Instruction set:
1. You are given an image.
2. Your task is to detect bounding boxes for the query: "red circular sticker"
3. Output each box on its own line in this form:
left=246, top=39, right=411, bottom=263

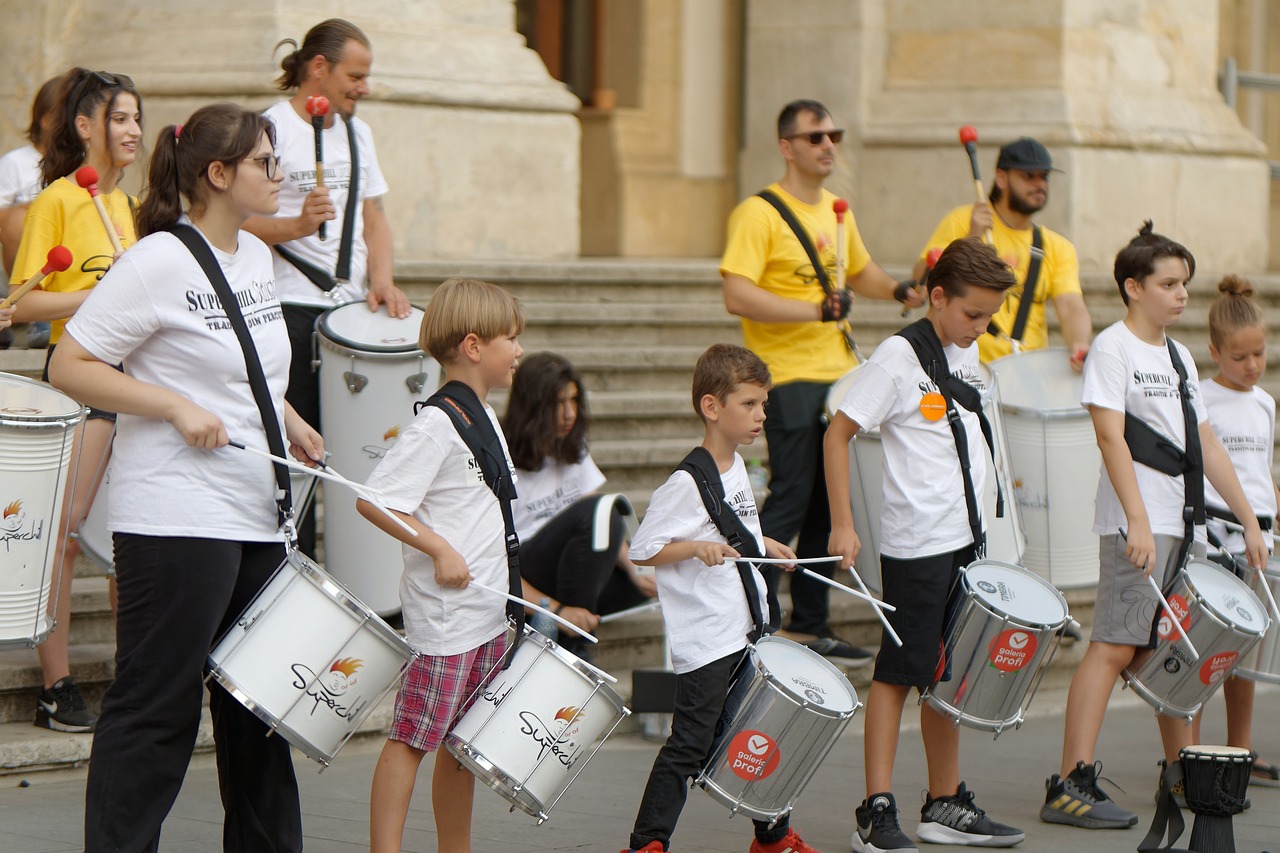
left=727, top=730, right=781, bottom=781
left=1157, top=594, right=1191, bottom=641
left=988, top=628, right=1038, bottom=672
left=1199, top=651, right=1239, bottom=686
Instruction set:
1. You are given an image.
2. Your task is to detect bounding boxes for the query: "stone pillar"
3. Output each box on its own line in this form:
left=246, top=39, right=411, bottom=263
left=0, top=0, right=581, bottom=261
left=741, top=0, right=1269, bottom=272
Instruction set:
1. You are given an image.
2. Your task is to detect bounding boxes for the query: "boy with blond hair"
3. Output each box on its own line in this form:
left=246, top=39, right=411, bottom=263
left=358, top=277, right=524, bottom=853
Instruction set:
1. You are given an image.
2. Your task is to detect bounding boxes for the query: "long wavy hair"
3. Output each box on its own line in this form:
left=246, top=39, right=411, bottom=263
left=40, top=68, right=143, bottom=187
left=503, top=352, right=590, bottom=471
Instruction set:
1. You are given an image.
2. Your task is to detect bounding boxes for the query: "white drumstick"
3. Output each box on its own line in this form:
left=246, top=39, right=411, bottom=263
left=736, top=555, right=843, bottom=565
left=599, top=600, right=662, bottom=624
left=848, top=564, right=903, bottom=648
left=796, top=567, right=897, bottom=612
left=466, top=579, right=599, bottom=646
left=1146, top=575, right=1199, bottom=660
left=1209, top=523, right=1280, bottom=623
left=228, top=442, right=416, bottom=537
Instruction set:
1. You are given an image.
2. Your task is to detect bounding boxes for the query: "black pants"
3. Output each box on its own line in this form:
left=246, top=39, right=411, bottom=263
left=760, top=381, right=833, bottom=635
left=282, top=304, right=328, bottom=558
left=84, top=535, right=302, bottom=852
left=520, top=496, right=646, bottom=613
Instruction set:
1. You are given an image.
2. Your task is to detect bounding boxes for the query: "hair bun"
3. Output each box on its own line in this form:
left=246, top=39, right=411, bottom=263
left=1217, top=274, right=1256, bottom=299
left=1138, top=219, right=1155, bottom=237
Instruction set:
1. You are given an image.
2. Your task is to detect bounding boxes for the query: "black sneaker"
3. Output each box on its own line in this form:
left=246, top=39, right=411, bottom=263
left=917, top=782, right=1024, bottom=847
left=1041, top=761, right=1137, bottom=829
left=1153, top=759, right=1187, bottom=810
left=805, top=630, right=874, bottom=667
left=853, top=792, right=915, bottom=853
left=34, top=676, right=96, bottom=733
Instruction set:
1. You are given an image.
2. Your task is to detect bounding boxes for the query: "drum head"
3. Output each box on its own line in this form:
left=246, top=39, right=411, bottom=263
left=0, top=373, right=84, bottom=421
left=964, top=560, right=1068, bottom=627
left=1184, top=559, right=1269, bottom=633
left=755, top=636, right=857, bottom=713
left=317, top=303, right=425, bottom=353
left=1181, top=745, right=1253, bottom=761
left=988, top=348, right=1082, bottom=415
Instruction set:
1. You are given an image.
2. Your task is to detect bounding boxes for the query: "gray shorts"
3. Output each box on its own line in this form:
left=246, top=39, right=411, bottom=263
left=1091, top=533, right=1186, bottom=647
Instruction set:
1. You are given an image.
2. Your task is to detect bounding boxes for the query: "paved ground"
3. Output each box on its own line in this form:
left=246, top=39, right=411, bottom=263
left=0, top=689, right=1275, bottom=852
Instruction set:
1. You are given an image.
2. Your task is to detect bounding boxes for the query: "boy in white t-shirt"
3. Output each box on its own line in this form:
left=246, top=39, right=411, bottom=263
left=620, top=344, right=823, bottom=853
left=1042, top=224, right=1267, bottom=830
left=825, top=237, right=1024, bottom=852
left=357, top=277, right=524, bottom=853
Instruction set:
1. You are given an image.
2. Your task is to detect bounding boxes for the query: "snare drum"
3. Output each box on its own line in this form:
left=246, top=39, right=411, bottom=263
left=828, top=364, right=1023, bottom=595
left=316, top=303, right=437, bottom=615
left=207, top=549, right=414, bottom=766
left=924, top=560, right=1068, bottom=735
left=445, top=626, right=630, bottom=823
left=0, top=373, right=85, bottom=647
left=75, top=468, right=113, bottom=573
left=1238, top=555, right=1280, bottom=683
left=697, top=635, right=860, bottom=821
left=989, top=348, right=1100, bottom=588
left=1123, top=559, right=1270, bottom=721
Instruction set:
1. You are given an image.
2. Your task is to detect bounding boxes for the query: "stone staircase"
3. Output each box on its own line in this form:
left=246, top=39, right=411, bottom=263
left=0, top=258, right=1276, bottom=774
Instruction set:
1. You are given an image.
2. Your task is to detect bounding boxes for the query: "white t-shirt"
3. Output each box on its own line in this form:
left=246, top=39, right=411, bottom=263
left=0, top=144, right=41, bottom=207
left=65, top=225, right=289, bottom=542
left=837, top=334, right=988, bottom=559
left=263, top=101, right=389, bottom=307
left=629, top=453, right=769, bottom=674
left=363, top=404, right=513, bottom=655
left=512, top=454, right=607, bottom=540
left=1202, top=380, right=1276, bottom=551
left=1082, top=321, right=1207, bottom=537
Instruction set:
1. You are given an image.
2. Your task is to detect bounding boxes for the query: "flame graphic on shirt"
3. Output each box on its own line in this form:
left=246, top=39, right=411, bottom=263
left=329, top=657, right=363, bottom=677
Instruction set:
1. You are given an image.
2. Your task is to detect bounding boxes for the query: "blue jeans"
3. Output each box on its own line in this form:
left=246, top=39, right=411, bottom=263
left=628, top=648, right=789, bottom=850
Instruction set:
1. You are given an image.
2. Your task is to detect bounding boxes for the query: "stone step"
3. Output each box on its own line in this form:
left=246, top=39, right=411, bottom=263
left=398, top=258, right=723, bottom=304
left=0, top=643, right=114, bottom=728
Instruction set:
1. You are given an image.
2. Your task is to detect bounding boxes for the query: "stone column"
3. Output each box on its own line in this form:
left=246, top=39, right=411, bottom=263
left=0, top=0, right=581, bottom=261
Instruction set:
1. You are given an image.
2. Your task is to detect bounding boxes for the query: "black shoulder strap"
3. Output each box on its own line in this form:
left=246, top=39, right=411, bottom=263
left=274, top=244, right=337, bottom=293
left=418, top=381, right=525, bottom=651
left=1006, top=225, right=1044, bottom=343
left=895, top=319, right=989, bottom=555
left=676, top=447, right=777, bottom=641
left=172, top=225, right=292, bottom=532
left=335, top=115, right=359, bottom=283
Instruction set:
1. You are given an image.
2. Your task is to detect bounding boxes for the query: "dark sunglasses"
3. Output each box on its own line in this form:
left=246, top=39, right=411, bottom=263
left=248, top=154, right=282, bottom=180
left=67, top=70, right=137, bottom=123
left=91, top=71, right=136, bottom=89
left=784, top=129, right=844, bottom=145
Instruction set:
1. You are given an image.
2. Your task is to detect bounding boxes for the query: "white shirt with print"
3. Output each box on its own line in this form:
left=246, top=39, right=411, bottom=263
left=1202, top=380, right=1276, bottom=551
left=512, top=453, right=607, bottom=540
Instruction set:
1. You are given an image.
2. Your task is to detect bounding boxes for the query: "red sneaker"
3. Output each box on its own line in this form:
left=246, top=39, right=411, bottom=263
left=749, top=829, right=823, bottom=853
left=620, top=843, right=666, bottom=853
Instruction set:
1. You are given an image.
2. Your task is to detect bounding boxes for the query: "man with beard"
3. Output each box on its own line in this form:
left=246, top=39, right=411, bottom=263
left=913, top=137, right=1091, bottom=366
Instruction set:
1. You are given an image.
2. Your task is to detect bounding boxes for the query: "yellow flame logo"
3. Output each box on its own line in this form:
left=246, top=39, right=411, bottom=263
left=329, top=657, right=363, bottom=677
left=3, top=500, right=21, bottom=519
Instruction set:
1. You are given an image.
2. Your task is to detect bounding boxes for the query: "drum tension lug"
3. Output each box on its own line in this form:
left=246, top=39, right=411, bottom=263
left=343, top=372, right=368, bottom=394
left=406, top=373, right=428, bottom=394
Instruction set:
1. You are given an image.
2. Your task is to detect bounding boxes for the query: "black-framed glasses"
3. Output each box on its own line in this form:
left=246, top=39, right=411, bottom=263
left=783, top=129, right=844, bottom=145
left=248, top=154, right=282, bottom=180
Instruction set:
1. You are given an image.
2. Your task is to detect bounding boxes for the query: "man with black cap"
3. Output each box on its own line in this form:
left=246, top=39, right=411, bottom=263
left=913, top=136, right=1092, bottom=367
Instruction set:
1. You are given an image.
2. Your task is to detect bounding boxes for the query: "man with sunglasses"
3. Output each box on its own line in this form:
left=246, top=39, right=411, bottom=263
left=245, top=18, right=410, bottom=556
left=720, top=99, right=924, bottom=667
left=912, top=137, right=1092, bottom=367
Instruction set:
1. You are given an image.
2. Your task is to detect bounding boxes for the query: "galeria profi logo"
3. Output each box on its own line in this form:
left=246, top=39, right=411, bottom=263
left=988, top=628, right=1038, bottom=672
left=1, top=498, right=45, bottom=553
left=727, top=729, right=781, bottom=781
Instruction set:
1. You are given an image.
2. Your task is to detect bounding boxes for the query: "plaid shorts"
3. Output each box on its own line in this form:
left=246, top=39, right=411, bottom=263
left=390, top=632, right=507, bottom=752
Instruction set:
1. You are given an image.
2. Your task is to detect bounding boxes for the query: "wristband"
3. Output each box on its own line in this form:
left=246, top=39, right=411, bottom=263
left=893, top=279, right=916, bottom=304
left=553, top=602, right=565, bottom=616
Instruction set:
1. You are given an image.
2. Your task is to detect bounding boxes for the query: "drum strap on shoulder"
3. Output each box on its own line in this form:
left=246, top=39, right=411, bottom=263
left=896, top=318, right=1001, bottom=558
left=172, top=225, right=293, bottom=532
left=676, top=447, right=778, bottom=643
left=987, top=225, right=1043, bottom=343
left=417, top=381, right=525, bottom=661
left=1122, top=339, right=1205, bottom=572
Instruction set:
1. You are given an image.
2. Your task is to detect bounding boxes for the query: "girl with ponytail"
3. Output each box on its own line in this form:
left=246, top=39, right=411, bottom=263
left=49, top=103, right=322, bottom=851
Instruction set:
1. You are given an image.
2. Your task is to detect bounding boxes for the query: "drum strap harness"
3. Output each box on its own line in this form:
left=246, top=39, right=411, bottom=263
left=1122, top=339, right=1205, bottom=573
left=897, top=319, right=1006, bottom=558
left=755, top=189, right=861, bottom=356
left=677, top=447, right=779, bottom=643
left=171, top=225, right=294, bottom=534
left=417, top=381, right=526, bottom=663
left=987, top=225, right=1044, bottom=344
left=273, top=115, right=361, bottom=294
left=1138, top=758, right=1190, bottom=853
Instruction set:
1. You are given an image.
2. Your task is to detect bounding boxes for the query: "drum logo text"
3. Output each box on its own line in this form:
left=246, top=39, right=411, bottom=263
left=0, top=499, right=44, bottom=552
left=727, top=729, right=781, bottom=781
left=288, top=656, right=368, bottom=721
left=988, top=629, right=1037, bottom=672
left=361, top=425, right=402, bottom=459
left=1157, top=594, right=1191, bottom=641
left=1199, top=651, right=1239, bottom=687
left=516, top=706, right=587, bottom=769
left=788, top=675, right=827, bottom=706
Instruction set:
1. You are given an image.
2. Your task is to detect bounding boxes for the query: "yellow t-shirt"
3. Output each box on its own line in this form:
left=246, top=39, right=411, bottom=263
left=720, top=183, right=872, bottom=386
left=917, top=205, right=1081, bottom=362
left=10, top=176, right=137, bottom=344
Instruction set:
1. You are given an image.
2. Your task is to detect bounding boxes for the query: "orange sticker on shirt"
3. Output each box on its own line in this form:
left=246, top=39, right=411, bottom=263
left=919, top=391, right=946, bottom=421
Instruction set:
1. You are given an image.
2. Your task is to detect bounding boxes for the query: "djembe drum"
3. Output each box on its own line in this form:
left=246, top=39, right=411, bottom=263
left=1179, top=745, right=1254, bottom=853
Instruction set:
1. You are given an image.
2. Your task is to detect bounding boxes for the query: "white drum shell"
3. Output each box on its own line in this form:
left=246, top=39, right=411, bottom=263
left=316, top=304, right=438, bottom=615
left=988, top=348, right=1100, bottom=588
left=0, top=373, right=85, bottom=646
left=698, top=636, right=859, bottom=820
left=1238, top=557, right=1280, bottom=683
left=207, top=550, right=413, bottom=765
left=1123, top=560, right=1270, bottom=719
left=445, top=628, right=628, bottom=821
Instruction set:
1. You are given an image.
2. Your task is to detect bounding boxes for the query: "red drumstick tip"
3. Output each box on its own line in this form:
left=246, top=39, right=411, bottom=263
left=958, top=125, right=979, bottom=146
left=926, top=247, right=943, bottom=269
left=832, top=198, right=850, bottom=215
left=305, top=95, right=330, bottom=117
left=45, top=246, right=73, bottom=273
left=75, top=165, right=100, bottom=189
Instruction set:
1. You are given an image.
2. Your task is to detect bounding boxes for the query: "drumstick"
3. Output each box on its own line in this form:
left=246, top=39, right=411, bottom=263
left=599, top=599, right=662, bottom=624
left=305, top=95, right=330, bottom=241
left=227, top=442, right=416, bottom=537
left=833, top=198, right=849, bottom=290
left=958, top=126, right=993, bottom=244
left=1118, top=527, right=1199, bottom=658
left=737, top=555, right=845, bottom=565
left=1207, top=522, right=1280, bottom=622
left=0, top=246, right=72, bottom=309
left=848, top=565, right=903, bottom=647
left=466, top=579, right=601, bottom=647
left=75, top=166, right=125, bottom=254
left=797, top=567, right=897, bottom=612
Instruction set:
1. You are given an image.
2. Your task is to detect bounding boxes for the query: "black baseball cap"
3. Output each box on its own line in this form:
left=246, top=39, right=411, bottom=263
left=996, top=137, right=1062, bottom=172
